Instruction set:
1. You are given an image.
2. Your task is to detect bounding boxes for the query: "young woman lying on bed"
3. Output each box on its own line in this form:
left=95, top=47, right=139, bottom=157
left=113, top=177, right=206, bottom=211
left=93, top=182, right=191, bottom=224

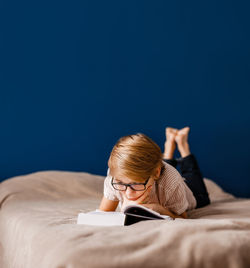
left=99, top=127, right=210, bottom=219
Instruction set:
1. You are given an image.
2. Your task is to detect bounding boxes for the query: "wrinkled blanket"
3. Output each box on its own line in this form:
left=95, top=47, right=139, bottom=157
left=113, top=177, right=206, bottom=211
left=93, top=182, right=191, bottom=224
left=0, top=171, right=250, bottom=268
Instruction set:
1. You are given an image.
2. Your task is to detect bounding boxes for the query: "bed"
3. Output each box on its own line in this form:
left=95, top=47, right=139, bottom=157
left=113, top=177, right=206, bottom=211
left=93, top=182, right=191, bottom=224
left=0, top=170, right=250, bottom=268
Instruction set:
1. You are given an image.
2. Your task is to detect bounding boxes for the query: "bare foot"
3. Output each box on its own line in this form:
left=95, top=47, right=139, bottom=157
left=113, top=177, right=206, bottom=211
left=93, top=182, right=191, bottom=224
left=163, top=127, right=178, bottom=159
left=175, top=127, right=191, bottom=158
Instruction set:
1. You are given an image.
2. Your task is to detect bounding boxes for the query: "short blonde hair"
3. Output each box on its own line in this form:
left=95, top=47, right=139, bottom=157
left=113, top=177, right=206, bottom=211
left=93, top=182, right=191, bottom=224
left=108, top=133, right=163, bottom=182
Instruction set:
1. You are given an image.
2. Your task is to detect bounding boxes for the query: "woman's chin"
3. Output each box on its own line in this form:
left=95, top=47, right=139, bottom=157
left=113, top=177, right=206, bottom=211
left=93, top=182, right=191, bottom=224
left=126, top=197, right=139, bottom=201
left=125, top=192, right=145, bottom=201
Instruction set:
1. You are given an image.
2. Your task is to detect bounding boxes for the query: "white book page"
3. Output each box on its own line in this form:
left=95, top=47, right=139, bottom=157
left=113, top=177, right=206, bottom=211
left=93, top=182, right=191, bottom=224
left=77, top=210, right=126, bottom=226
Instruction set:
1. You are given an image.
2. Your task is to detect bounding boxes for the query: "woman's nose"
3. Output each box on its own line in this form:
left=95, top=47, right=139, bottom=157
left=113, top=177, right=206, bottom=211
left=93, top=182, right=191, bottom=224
left=126, top=186, right=136, bottom=195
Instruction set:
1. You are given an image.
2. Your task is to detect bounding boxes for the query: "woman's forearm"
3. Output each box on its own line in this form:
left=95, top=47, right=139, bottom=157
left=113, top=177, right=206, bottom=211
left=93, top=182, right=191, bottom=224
left=159, top=206, right=180, bottom=218
left=161, top=208, right=188, bottom=219
left=142, top=203, right=187, bottom=219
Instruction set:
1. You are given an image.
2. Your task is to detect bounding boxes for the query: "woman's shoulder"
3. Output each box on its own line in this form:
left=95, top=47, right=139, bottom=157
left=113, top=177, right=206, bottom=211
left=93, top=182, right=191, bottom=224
left=158, top=161, right=183, bottom=189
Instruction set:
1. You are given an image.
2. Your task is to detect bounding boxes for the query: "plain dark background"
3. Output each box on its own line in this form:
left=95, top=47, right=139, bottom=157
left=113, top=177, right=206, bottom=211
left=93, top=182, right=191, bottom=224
left=1, top=0, right=250, bottom=197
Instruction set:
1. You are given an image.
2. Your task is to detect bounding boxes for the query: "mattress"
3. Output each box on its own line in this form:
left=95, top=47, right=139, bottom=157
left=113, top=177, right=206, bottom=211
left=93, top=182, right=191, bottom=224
left=0, top=170, right=249, bottom=268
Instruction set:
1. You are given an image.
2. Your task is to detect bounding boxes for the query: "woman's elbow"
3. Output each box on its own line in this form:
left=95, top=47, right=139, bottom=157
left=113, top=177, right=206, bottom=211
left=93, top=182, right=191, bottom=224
left=180, top=211, right=188, bottom=219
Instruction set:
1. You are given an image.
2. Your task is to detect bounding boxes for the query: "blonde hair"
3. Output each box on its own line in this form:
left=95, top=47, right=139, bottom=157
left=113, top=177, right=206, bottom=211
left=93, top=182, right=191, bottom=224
left=108, top=133, right=163, bottom=182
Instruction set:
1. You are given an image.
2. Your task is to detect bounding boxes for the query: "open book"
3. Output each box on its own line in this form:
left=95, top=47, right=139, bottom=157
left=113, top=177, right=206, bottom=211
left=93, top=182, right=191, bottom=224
left=77, top=204, right=174, bottom=226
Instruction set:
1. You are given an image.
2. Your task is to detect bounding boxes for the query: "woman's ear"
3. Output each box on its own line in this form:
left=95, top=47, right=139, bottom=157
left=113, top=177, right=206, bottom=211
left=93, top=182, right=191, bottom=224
left=155, top=165, right=161, bottom=178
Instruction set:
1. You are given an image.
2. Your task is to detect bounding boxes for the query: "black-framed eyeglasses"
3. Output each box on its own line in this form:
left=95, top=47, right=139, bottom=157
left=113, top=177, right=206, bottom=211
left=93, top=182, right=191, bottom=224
left=111, top=177, right=150, bottom=191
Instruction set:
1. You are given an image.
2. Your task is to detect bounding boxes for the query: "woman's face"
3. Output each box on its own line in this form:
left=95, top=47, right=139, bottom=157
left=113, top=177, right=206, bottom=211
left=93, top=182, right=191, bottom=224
left=113, top=165, right=161, bottom=201
left=115, top=176, right=155, bottom=201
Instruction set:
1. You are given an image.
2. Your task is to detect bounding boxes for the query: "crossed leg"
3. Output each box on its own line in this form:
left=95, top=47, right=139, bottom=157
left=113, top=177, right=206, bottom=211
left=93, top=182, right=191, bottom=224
left=163, top=126, right=210, bottom=208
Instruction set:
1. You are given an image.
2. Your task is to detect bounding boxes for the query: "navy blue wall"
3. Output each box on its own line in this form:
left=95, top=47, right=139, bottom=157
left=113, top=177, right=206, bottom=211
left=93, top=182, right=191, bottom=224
left=1, top=1, right=250, bottom=197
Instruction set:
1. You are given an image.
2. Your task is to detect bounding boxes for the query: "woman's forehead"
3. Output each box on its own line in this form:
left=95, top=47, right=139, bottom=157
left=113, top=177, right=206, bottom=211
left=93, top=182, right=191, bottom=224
left=114, top=176, right=134, bottom=183
left=113, top=175, right=147, bottom=183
